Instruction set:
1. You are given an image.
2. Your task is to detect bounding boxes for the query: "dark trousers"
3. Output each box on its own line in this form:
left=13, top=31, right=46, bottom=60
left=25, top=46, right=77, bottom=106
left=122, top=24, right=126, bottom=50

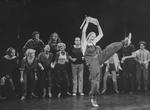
left=40, top=67, right=53, bottom=88
left=22, top=71, right=36, bottom=96
left=55, top=63, right=69, bottom=93
left=122, top=60, right=136, bottom=92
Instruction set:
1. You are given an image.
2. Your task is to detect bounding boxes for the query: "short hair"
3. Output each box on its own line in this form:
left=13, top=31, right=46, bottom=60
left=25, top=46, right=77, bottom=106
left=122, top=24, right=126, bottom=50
left=25, top=49, right=36, bottom=56
left=139, top=41, right=146, bottom=46
left=6, top=47, right=15, bottom=56
left=32, top=31, right=40, bottom=39
left=57, top=43, right=66, bottom=51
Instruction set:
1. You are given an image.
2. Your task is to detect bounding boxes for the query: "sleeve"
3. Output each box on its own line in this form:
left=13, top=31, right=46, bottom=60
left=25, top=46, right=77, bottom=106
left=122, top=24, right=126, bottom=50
left=66, top=52, right=69, bottom=60
left=37, top=53, right=41, bottom=63
left=98, top=42, right=123, bottom=65
left=22, top=40, right=30, bottom=54
left=20, top=57, right=26, bottom=71
left=40, top=40, right=45, bottom=52
left=34, top=58, right=38, bottom=73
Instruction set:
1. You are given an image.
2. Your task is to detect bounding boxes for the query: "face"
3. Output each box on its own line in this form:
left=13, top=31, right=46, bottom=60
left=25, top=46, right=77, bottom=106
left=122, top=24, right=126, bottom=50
left=28, top=53, right=35, bottom=58
left=75, top=37, right=81, bottom=45
left=87, top=33, right=96, bottom=43
left=140, top=44, right=145, bottom=50
left=10, top=49, right=15, bottom=57
left=52, top=33, right=58, bottom=41
left=34, top=34, right=40, bottom=41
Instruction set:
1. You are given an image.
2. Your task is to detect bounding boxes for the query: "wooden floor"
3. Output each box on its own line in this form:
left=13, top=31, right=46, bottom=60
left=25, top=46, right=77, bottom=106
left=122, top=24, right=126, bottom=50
left=1, top=93, right=150, bottom=110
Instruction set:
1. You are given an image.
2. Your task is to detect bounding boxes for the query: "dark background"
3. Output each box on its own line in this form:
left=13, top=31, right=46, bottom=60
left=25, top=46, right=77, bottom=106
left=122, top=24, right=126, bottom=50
left=1, top=0, right=150, bottom=97
left=0, top=0, right=150, bottom=58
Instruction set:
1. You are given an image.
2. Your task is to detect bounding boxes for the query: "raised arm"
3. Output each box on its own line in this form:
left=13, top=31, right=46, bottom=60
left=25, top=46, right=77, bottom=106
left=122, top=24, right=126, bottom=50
left=81, top=18, right=89, bottom=55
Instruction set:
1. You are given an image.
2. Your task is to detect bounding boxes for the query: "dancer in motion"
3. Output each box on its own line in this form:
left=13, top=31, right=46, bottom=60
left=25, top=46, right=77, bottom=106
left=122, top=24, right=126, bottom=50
left=81, top=16, right=127, bottom=107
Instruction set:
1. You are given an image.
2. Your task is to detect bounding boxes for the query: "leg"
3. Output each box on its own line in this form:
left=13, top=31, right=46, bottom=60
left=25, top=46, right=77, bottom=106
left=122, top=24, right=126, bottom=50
left=8, top=78, right=17, bottom=97
left=21, top=73, right=27, bottom=100
left=40, top=69, right=46, bottom=98
left=47, top=68, right=53, bottom=98
left=78, top=64, right=84, bottom=95
left=55, top=64, right=61, bottom=97
left=71, top=64, right=78, bottom=96
left=29, top=71, right=37, bottom=98
left=111, top=71, right=119, bottom=93
left=101, top=69, right=109, bottom=94
left=142, top=66, right=148, bottom=91
left=136, top=65, right=142, bottom=90
left=0, top=77, right=6, bottom=100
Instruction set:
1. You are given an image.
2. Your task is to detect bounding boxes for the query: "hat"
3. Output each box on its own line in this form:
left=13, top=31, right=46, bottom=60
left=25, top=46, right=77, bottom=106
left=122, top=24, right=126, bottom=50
left=26, top=49, right=36, bottom=56
left=139, top=41, right=146, bottom=46
left=44, top=45, right=50, bottom=51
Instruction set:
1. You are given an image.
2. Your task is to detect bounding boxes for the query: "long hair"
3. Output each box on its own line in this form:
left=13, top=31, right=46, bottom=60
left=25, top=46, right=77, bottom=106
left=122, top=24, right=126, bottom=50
left=48, top=32, right=61, bottom=44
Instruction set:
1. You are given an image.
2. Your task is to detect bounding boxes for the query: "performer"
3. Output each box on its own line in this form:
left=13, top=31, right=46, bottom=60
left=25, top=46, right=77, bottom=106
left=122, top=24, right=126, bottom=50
left=121, top=33, right=136, bottom=93
left=133, top=41, right=150, bottom=91
left=0, top=47, right=18, bottom=99
left=20, top=49, right=38, bottom=100
left=38, top=45, right=53, bottom=98
left=101, top=53, right=121, bottom=94
left=81, top=16, right=127, bottom=107
left=69, top=37, right=84, bottom=96
left=22, top=31, right=45, bottom=57
left=48, top=32, right=61, bottom=56
left=52, top=43, right=71, bottom=97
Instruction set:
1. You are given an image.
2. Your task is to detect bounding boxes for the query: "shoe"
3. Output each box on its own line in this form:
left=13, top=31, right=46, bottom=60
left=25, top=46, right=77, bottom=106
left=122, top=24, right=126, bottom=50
left=101, top=89, right=106, bottom=94
left=20, top=96, right=26, bottom=101
left=79, top=92, right=84, bottom=96
left=42, top=94, right=46, bottom=98
left=57, top=93, right=61, bottom=98
left=115, top=90, right=119, bottom=94
left=30, top=93, right=38, bottom=98
left=66, top=92, right=71, bottom=96
left=91, top=98, right=99, bottom=107
left=72, top=93, right=76, bottom=96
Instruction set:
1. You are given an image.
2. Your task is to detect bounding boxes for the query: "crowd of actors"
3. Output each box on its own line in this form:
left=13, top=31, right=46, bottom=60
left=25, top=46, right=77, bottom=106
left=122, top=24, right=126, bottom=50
left=0, top=16, right=150, bottom=108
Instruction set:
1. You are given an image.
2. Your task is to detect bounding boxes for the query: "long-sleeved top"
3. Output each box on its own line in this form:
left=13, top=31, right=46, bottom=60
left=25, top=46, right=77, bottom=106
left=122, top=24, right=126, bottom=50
left=0, top=56, right=17, bottom=79
left=38, top=52, right=53, bottom=67
left=20, top=56, right=37, bottom=73
left=22, top=39, right=45, bottom=57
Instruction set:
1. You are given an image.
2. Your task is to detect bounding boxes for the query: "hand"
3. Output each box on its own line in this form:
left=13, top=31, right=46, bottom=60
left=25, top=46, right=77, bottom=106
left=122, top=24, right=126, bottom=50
left=51, top=63, right=55, bottom=68
left=139, top=61, right=143, bottom=64
left=121, top=57, right=126, bottom=62
left=72, top=58, right=77, bottom=62
left=82, top=57, right=84, bottom=60
left=41, top=66, right=44, bottom=70
left=20, top=78, right=24, bottom=83
left=6, top=75, right=10, bottom=79
left=35, top=76, right=38, bottom=80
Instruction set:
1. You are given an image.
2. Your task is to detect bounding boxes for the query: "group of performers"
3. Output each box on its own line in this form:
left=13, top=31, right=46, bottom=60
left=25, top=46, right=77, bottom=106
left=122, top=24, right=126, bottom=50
left=0, top=16, right=150, bottom=108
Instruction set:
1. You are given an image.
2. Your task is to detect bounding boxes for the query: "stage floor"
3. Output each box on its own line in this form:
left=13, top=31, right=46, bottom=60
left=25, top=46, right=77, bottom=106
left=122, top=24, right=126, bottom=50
left=1, top=93, right=150, bottom=110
